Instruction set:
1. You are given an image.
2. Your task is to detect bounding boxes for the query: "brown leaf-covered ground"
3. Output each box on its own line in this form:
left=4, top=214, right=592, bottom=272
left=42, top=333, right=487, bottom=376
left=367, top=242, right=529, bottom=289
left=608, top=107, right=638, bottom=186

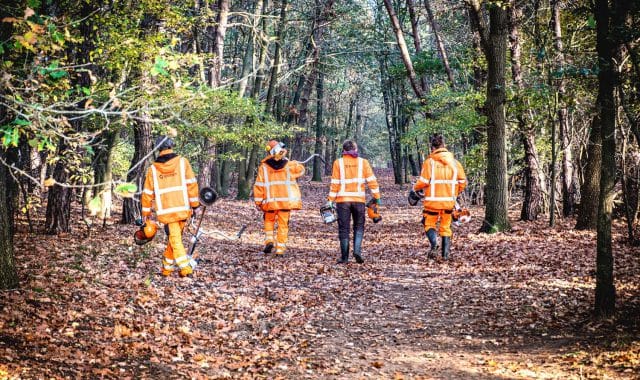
left=1, top=172, right=639, bottom=379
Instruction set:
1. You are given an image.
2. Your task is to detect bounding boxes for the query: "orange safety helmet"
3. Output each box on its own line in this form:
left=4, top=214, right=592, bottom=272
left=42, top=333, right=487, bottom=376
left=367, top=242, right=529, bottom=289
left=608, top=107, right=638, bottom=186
left=134, top=220, right=158, bottom=245
left=265, top=140, right=286, bottom=158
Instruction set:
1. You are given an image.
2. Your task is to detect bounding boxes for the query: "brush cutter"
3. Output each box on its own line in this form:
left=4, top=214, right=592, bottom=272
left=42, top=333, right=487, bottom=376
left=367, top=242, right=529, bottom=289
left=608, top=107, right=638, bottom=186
left=185, top=187, right=247, bottom=268
left=300, top=153, right=326, bottom=165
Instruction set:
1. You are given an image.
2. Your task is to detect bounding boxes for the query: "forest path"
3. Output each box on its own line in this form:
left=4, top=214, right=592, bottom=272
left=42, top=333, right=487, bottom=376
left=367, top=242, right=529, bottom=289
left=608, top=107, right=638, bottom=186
left=2, top=173, right=638, bottom=379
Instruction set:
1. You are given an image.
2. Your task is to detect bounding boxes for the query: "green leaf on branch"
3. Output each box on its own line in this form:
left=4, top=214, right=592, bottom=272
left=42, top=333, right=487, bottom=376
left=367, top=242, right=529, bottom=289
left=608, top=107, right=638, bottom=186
left=14, top=118, right=31, bottom=126
left=150, top=57, right=169, bottom=77
left=114, top=183, right=137, bottom=198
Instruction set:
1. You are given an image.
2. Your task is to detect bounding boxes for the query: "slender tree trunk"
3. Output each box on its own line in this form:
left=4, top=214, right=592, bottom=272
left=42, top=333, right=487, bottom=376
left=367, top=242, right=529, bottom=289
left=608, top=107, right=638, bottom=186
left=407, top=0, right=429, bottom=92
left=470, top=1, right=511, bottom=233
left=424, top=0, right=455, bottom=87
left=121, top=120, right=152, bottom=224
left=45, top=141, right=73, bottom=234
left=552, top=0, right=576, bottom=217
left=467, top=5, right=487, bottom=91
left=197, top=140, right=214, bottom=187
left=0, top=159, right=18, bottom=289
left=92, top=131, right=117, bottom=222
left=251, top=0, right=269, bottom=99
left=509, top=4, right=544, bottom=220
left=210, top=0, right=230, bottom=87
left=594, top=0, right=616, bottom=317
left=237, top=145, right=260, bottom=200
left=266, top=0, right=287, bottom=113
left=295, top=67, right=318, bottom=159
left=382, top=0, right=425, bottom=100
left=379, top=57, right=403, bottom=184
left=576, top=115, right=601, bottom=229
left=237, top=0, right=262, bottom=97
left=313, top=71, right=325, bottom=181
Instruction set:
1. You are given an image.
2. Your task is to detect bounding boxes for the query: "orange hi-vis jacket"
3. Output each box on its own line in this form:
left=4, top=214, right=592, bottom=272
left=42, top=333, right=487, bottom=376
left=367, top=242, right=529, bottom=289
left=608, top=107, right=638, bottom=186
left=253, top=156, right=305, bottom=211
left=141, top=149, right=200, bottom=224
left=413, top=148, right=467, bottom=211
left=329, top=155, right=380, bottom=203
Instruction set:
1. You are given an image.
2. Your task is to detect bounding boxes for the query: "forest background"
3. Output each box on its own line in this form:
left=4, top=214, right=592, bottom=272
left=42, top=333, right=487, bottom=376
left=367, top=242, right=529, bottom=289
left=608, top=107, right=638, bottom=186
left=0, top=0, right=639, bottom=377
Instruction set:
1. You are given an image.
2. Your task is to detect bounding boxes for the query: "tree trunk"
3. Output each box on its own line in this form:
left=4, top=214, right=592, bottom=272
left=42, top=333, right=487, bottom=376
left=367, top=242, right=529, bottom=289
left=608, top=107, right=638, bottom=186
left=313, top=71, right=325, bottom=182
left=424, top=0, right=454, bottom=87
left=121, top=120, right=152, bottom=224
left=594, top=0, right=616, bottom=317
left=470, top=1, right=511, bottom=233
left=379, top=57, right=403, bottom=184
left=197, top=140, right=214, bottom=187
left=210, top=0, right=230, bottom=87
left=45, top=141, right=73, bottom=234
left=575, top=115, right=601, bottom=230
left=467, top=5, right=487, bottom=91
left=237, top=0, right=263, bottom=97
left=251, top=0, right=269, bottom=99
left=509, top=4, right=544, bottom=221
left=237, top=145, right=260, bottom=200
left=266, top=0, right=287, bottom=113
left=407, top=0, right=429, bottom=92
left=552, top=0, right=576, bottom=217
left=382, top=0, right=425, bottom=100
left=0, top=159, right=18, bottom=289
left=92, top=131, right=117, bottom=222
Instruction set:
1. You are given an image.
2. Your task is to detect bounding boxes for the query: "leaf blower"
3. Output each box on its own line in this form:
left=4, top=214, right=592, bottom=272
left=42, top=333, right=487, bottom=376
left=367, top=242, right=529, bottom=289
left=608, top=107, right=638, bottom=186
left=366, top=199, right=382, bottom=223
left=408, top=189, right=423, bottom=206
left=320, top=201, right=337, bottom=224
left=452, top=201, right=471, bottom=226
left=133, top=219, right=158, bottom=245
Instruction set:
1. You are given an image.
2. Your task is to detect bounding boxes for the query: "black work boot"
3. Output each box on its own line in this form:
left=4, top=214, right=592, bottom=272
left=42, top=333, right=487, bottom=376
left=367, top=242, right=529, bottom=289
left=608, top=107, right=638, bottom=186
left=263, top=242, right=274, bottom=254
left=426, top=229, right=439, bottom=259
left=441, top=236, right=451, bottom=260
left=337, top=239, right=349, bottom=264
left=353, top=231, right=364, bottom=264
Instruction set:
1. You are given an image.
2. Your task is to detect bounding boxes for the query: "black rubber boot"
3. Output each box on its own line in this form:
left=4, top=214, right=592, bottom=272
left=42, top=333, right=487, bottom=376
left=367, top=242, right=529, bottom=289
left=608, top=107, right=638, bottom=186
left=441, top=236, right=451, bottom=260
left=263, top=242, right=274, bottom=254
left=426, top=228, right=439, bottom=258
left=337, top=239, right=349, bottom=264
left=353, top=231, right=364, bottom=264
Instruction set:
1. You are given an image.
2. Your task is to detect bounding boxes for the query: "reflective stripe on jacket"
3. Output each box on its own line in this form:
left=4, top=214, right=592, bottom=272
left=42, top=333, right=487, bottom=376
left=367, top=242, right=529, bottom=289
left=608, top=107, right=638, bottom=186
left=413, top=148, right=466, bottom=211
left=329, top=156, right=380, bottom=204
left=141, top=150, right=199, bottom=224
left=253, top=158, right=304, bottom=211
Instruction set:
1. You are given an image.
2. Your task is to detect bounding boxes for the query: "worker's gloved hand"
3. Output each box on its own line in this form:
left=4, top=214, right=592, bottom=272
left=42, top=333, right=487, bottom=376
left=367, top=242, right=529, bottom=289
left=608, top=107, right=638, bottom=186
left=375, top=198, right=382, bottom=205
left=325, top=200, right=335, bottom=209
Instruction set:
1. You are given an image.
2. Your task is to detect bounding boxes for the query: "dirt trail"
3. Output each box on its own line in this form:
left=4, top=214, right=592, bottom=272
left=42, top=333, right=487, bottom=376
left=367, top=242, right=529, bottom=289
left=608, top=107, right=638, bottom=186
left=2, top=174, right=638, bottom=379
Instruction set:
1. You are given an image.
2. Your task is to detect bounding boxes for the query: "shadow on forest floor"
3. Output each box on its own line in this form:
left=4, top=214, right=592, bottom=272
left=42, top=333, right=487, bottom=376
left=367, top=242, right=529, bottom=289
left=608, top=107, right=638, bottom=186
left=1, top=174, right=638, bottom=379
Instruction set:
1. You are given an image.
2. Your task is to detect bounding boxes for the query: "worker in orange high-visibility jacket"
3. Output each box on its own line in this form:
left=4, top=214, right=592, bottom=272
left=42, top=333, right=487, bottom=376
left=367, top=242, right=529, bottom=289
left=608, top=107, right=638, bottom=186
left=412, top=134, right=466, bottom=260
left=327, top=140, right=380, bottom=264
left=253, top=140, right=305, bottom=255
left=141, top=136, right=200, bottom=277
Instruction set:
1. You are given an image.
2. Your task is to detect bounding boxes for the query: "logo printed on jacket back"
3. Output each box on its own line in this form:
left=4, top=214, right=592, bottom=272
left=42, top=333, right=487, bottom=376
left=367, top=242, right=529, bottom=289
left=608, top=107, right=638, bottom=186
left=158, top=172, right=178, bottom=180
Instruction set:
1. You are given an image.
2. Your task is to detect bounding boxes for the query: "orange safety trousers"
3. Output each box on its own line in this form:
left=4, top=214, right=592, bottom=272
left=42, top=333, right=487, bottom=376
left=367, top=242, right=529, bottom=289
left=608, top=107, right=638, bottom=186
left=263, top=210, right=290, bottom=254
left=162, top=221, right=192, bottom=276
left=423, top=209, right=453, bottom=237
